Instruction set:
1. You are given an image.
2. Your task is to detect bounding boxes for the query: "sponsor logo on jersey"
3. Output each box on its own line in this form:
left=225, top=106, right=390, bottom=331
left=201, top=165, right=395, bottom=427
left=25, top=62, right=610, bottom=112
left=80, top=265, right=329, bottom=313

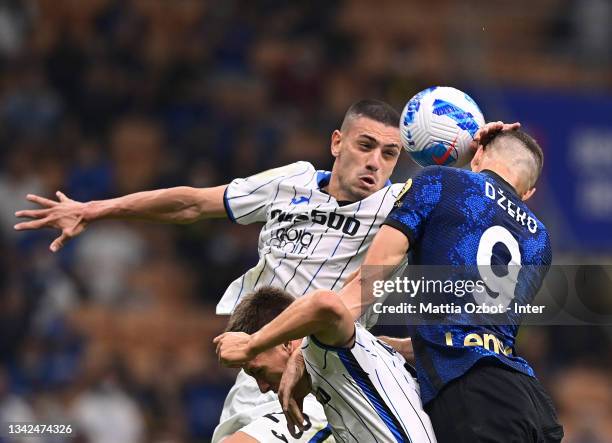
left=445, top=331, right=513, bottom=356
left=270, top=227, right=314, bottom=254
left=394, top=178, right=413, bottom=207
left=270, top=209, right=361, bottom=236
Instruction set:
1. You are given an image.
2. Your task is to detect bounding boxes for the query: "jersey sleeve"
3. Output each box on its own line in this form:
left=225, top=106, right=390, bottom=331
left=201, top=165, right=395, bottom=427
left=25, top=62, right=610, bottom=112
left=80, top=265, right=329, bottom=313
left=383, top=166, right=443, bottom=245
left=223, top=161, right=313, bottom=225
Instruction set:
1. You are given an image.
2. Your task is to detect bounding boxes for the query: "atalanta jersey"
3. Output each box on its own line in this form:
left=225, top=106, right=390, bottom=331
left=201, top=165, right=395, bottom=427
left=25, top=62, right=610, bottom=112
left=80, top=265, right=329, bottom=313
left=384, top=166, right=551, bottom=405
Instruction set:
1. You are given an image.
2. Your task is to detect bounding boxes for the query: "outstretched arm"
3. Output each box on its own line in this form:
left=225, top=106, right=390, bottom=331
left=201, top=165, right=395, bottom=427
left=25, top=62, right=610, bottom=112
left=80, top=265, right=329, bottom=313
left=214, top=290, right=355, bottom=367
left=14, top=185, right=227, bottom=252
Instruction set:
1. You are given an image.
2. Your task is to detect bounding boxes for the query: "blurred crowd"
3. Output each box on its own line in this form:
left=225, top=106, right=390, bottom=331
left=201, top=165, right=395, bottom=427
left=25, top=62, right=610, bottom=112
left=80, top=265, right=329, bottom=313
left=0, top=0, right=611, bottom=442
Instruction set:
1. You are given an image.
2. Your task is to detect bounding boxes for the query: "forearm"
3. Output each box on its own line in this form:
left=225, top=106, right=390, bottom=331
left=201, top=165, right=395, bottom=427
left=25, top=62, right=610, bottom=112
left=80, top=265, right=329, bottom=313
left=83, top=185, right=227, bottom=224
left=340, top=225, right=409, bottom=320
left=249, top=292, right=343, bottom=354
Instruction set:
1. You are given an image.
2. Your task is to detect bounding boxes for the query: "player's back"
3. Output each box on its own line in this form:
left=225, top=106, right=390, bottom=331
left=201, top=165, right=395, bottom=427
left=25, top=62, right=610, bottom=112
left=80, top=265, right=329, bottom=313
left=302, top=324, right=436, bottom=443
left=385, top=166, right=551, bottom=405
left=404, top=166, right=550, bottom=269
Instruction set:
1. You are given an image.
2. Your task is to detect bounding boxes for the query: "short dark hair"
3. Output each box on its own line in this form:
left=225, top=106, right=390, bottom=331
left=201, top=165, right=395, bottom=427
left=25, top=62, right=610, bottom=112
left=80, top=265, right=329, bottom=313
left=486, top=129, right=544, bottom=179
left=226, top=286, right=295, bottom=334
left=341, top=99, right=400, bottom=130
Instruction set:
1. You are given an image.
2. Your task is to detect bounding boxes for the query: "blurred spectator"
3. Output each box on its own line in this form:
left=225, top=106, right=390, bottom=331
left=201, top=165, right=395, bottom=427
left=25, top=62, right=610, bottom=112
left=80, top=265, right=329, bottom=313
left=70, top=354, right=144, bottom=443
left=0, top=1, right=611, bottom=442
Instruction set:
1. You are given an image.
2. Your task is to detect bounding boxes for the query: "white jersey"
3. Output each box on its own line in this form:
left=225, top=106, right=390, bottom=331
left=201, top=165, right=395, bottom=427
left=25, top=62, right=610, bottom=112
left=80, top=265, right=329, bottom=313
left=214, top=161, right=404, bottom=441
left=217, top=161, right=404, bottom=319
left=302, top=324, right=437, bottom=443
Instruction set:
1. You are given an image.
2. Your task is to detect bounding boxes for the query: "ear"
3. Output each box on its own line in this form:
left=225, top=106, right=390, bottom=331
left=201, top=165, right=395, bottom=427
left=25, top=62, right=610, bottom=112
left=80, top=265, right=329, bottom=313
left=281, top=341, right=293, bottom=354
left=521, top=187, right=536, bottom=202
left=331, top=130, right=342, bottom=158
left=284, top=339, right=301, bottom=354
left=470, top=146, right=484, bottom=172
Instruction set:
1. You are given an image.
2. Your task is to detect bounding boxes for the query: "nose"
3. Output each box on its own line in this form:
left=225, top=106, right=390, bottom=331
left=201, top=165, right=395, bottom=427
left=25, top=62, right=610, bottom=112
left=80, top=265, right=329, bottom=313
left=365, top=149, right=382, bottom=172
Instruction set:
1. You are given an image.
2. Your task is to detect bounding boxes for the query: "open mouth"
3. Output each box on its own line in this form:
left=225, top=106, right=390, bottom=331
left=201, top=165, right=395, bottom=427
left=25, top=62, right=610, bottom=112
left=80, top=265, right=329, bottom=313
left=359, top=176, right=376, bottom=186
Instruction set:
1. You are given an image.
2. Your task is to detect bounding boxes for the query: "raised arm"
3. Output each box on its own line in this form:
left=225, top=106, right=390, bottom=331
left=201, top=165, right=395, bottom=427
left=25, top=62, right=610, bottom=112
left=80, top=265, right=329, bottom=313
left=339, top=224, right=410, bottom=320
left=15, top=161, right=309, bottom=252
left=214, top=290, right=355, bottom=367
left=15, top=185, right=227, bottom=252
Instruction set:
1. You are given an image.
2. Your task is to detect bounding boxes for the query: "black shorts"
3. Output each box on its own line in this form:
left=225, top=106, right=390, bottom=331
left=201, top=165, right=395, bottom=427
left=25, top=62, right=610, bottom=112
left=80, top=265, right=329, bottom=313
left=425, top=362, right=564, bottom=443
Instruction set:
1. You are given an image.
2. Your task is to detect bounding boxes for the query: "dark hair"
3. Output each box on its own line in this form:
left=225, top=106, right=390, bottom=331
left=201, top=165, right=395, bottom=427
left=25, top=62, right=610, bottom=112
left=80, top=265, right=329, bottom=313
left=226, top=286, right=295, bottom=334
left=487, top=129, right=544, bottom=178
left=341, top=99, right=400, bottom=129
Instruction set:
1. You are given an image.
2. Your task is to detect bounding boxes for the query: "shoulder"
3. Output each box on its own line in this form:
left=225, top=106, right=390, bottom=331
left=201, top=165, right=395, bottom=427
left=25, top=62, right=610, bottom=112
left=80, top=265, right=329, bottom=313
left=404, top=165, right=464, bottom=189
left=249, top=161, right=315, bottom=180
left=529, top=214, right=552, bottom=264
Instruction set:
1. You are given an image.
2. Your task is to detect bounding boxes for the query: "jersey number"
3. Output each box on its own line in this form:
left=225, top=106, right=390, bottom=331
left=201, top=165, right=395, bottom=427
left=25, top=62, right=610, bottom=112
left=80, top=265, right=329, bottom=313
left=474, top=225, right=522, bottom=309
left=265, top=412, right=312, bottom=440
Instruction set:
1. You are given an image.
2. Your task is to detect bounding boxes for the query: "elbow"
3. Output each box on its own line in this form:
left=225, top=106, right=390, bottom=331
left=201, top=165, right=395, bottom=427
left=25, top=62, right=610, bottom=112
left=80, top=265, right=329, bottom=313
left=310, top=291, right=346, bottom=324
left=173, top=187, right=206, bottom=223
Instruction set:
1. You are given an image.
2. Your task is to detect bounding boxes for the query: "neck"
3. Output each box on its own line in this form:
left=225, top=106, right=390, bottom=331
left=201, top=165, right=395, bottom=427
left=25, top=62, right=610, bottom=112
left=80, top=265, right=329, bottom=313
left=326, top=167, right=354, bottom=202
left=482, top=163, right=523, bottom=194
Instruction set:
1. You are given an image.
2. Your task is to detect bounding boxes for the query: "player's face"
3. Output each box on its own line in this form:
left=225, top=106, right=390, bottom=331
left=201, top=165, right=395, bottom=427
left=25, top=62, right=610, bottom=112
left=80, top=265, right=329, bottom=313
left=244, top=346, right=290, bottom=394
left=331, top=117, right=401, bottom=201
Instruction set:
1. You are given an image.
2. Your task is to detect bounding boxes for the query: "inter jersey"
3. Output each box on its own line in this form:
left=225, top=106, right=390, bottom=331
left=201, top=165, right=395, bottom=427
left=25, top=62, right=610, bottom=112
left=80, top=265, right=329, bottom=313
left=384, top=166, right=551, bottom=405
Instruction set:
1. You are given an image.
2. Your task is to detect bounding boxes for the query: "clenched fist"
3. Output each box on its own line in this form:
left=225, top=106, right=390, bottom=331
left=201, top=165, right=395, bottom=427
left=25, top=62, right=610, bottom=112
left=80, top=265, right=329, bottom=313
left=213, top=332, right=256, bottom=367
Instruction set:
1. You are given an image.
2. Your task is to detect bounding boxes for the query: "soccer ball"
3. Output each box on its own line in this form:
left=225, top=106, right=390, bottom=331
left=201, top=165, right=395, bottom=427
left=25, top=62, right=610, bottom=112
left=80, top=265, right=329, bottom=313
left=400, top=86, right=485, bottom=167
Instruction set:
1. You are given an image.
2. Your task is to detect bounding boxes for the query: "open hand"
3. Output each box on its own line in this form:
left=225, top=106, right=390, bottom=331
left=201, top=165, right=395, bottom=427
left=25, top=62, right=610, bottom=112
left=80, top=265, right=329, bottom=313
left=14, top=191, right=88, bottom=252
left=471, top=121, right=521, bottom=152
left=279, top=349, right=310, bottom=437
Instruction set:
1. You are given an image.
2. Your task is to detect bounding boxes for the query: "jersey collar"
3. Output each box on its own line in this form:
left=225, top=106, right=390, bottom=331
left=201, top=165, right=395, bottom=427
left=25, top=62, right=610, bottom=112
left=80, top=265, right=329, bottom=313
left=481, top=169, right=518, bottom=196
left=316, top=171, right=332, bottom=189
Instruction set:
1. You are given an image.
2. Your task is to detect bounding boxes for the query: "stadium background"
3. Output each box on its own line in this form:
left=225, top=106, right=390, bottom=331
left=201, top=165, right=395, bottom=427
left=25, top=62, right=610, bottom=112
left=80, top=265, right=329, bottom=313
left=0, top=1, right=611, bottom=442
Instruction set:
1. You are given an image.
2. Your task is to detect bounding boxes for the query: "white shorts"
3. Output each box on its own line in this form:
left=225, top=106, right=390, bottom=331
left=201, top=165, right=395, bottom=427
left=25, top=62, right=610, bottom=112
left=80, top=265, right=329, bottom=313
left=212, top=370, right=333, bottom=443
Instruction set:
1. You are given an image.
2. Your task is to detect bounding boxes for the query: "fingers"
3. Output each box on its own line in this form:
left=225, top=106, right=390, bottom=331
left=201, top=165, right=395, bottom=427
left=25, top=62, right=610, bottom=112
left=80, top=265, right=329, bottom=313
left=474, top=121, right=502, bottom=142
left=473, top=121, right=521, bottom=152
left=50, top=232, right=69, bottom=253
left=56, top=191, right=70, bottom=202
left=502, top=121, right=521, bottom=131
left=14, top=217, right=52, bottom=231
left=214, top=334, right=224, bottom=356
left=26, top=194, right=57, bottom=208
left=284, top=399, right=305, bottom=437
left=15, top=208, right=50, bottom=219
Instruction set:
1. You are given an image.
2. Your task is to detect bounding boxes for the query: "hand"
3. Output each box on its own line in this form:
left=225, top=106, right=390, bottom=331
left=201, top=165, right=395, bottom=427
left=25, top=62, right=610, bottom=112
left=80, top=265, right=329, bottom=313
left=14, top=191, right=88, bottom=252
left=379, top=336, right=414, bottom=363
left=470, top=121, right=521, bottom=152
left=278, top=349, right=310, bottom=437
left=213, top=332, right=256, bottom=368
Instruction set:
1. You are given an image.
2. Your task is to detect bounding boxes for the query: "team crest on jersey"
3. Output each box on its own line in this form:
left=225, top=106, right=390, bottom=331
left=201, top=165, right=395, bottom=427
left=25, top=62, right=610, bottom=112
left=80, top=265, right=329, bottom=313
left=394, top=178, right=412, bottom=207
